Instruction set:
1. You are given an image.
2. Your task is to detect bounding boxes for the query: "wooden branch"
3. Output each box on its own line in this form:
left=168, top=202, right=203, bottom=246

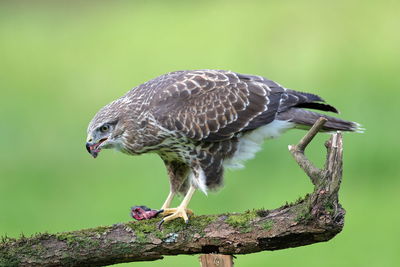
left=288, top=117, right=327, bottom=185
left=199, top=254, right=233, bottom=267
left=0, top=119, right=345, bottom=267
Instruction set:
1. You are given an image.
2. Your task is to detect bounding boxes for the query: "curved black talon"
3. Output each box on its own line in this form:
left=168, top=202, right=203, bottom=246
left=158, top=219, right=165, bottom=230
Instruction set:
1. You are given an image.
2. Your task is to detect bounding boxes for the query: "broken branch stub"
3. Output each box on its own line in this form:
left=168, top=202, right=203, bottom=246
left=289, top=117, right=345, bottom=227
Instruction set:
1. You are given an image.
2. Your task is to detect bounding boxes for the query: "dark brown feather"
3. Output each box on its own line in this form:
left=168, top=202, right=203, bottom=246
left=151, top=70, right=343, bottom=142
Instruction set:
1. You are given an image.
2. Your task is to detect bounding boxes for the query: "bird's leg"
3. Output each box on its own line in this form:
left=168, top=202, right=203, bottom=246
left=160, top=190, right=175, bottom=210
left=160, top=185, right=196, bottom=223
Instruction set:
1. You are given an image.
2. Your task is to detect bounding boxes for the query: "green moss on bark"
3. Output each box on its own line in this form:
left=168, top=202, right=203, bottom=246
left=294, top=203, right=312, bottom=223
left=262, top=220, right=274, bottom=231
left=125, top=214, right=217, bottom=243
left=226, top=210, right=258, bottom=233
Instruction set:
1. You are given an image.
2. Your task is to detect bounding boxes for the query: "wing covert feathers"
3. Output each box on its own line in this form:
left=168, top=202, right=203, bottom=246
left=152, top=70, right=273, bottom=141
left=149, top=70, right=353, bottom=141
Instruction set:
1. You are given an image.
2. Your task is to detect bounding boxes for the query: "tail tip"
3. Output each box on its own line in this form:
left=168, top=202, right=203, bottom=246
left=350, top=122, right=365, bottom=133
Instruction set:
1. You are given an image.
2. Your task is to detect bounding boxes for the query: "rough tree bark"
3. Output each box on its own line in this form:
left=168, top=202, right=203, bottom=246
left=0, top=118, right=346, bottom=267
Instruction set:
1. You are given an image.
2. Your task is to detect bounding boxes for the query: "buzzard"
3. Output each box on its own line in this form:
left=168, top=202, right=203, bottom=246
left=86, top=70, right=359, bottom=223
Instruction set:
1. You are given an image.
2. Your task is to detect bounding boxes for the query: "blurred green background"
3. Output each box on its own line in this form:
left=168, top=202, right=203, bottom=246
left=1, top=0, right=399, bottom=266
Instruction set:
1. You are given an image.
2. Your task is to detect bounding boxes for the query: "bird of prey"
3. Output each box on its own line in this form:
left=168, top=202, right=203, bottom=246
left=86, top=70, right=360, bottom=224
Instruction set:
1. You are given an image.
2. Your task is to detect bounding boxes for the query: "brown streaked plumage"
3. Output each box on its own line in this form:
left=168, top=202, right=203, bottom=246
left=86, top=69, right=361, bottom=223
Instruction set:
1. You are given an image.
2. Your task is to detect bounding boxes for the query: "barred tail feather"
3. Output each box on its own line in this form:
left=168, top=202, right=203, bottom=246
left=277, top=108, right=363, bottom=133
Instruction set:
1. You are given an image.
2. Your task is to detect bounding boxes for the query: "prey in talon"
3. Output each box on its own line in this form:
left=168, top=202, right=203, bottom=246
left=131, top=206, right=163, bottom=220
left=86, top=70, right=361, bottom=224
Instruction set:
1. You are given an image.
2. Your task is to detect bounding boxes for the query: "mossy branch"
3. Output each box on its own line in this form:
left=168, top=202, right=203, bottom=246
left=0, top=119, right=345, bottom=267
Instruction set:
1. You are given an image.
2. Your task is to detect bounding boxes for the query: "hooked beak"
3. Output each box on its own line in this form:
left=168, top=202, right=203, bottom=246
left=86, top=138, right=108, bottom=158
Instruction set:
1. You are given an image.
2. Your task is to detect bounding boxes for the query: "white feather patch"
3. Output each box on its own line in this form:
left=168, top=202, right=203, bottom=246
left=190, top=168, right=208, bottom=195
left=223, top=120, right=295, bottom=169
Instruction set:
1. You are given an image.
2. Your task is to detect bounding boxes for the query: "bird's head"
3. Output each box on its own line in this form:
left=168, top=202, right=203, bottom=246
left=86, top=100, right=127, bottom=158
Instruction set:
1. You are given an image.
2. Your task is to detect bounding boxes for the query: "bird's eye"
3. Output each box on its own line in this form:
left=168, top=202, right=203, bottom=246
left=99, top=124, right=110, bottom=133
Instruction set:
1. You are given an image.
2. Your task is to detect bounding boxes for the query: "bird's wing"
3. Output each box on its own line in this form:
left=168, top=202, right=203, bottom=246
left=151, top=70, right=289, bottom=142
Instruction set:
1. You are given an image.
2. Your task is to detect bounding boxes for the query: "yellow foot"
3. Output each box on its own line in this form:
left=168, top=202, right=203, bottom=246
left=160, top=207, right=193, bottom=224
